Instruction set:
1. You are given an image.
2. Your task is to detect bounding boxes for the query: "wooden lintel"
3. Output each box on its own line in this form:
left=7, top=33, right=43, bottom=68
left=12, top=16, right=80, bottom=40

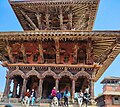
left=20, top=10, right=39, bottom=30
left=5, top=63, right=102, bottom=68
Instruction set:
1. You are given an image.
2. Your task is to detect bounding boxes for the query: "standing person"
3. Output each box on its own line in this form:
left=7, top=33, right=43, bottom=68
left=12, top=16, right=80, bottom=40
left=51, top=87, right=57, bottom=99
left=63, top=87, right=70, bottom=107
left=30, top=89, right=36, bottom=106
left=56, top=90, right=62, bottom=106
left=83, top=90, right=90, bottom=107
left=77, top=90, right=83, bottom=107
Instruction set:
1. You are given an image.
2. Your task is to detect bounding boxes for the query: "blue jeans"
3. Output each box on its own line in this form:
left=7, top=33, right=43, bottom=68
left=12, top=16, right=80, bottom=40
left=31, top=97, right=35, bottom=105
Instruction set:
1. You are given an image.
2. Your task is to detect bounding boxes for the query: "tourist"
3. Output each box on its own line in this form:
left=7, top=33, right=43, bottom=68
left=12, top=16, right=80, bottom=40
left=30, top=89, right=36, bottom=106
left=83, top=90, right=90, bottom=107
left=51, top=87, right=57, bottom=99
left=56, top=90, right=62, bottom=106
left=23, top=89, right=30, bottom=105
left=4, top=104, right=13, bottom=107
left=63, top=87, right=70, bottom=107
left=8, top=91, right=12, bottom=103
left=77, top=90, right=83, bottom=107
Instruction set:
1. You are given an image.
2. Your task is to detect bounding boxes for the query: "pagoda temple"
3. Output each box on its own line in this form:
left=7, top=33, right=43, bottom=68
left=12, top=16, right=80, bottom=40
left=0, top=0, right=120, bottom=101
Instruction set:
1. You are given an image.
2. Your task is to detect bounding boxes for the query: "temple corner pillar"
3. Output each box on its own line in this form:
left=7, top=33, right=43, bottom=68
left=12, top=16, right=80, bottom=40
left=38, top=78, right=43, bottom=100
left=72, top=79, right=75, bottom=103
left=20, top=78, right=27, bottom=99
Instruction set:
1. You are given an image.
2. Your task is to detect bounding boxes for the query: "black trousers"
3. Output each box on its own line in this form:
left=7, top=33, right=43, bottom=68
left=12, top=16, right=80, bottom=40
left=64, top=97, right=68, bottom=106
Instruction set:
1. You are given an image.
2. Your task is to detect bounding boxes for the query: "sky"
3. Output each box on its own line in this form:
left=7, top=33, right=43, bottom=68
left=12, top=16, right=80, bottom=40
left=0, top=0, right=120, bottom=97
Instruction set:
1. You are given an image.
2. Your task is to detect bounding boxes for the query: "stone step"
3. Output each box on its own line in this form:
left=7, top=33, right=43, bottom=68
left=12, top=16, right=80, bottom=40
left=0, top=102, right=97, bottom=107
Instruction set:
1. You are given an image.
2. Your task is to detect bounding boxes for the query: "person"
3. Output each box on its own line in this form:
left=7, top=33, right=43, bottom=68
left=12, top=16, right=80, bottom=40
left=8, top=92, right=12, bottom=103
left=56, top=90, right=62, bottom=106
left=23, top=89, right=30, bottom=106
left=83, top=90, right=90, bottom=107
left=63, top=87, right=70, bottom=107
left=4, top=104, right=13, bottom=107
left=51, top=87, right=57, bottom=107
left=51, top=87, right=57, bottom=99
left=30, top=89, right=36, bottom=106
left=77, top=90, right=83, bottom=107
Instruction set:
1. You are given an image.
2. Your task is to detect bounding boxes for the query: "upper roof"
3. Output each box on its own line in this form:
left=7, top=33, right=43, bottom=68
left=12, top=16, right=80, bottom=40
left=9, top=0, right=100, bottom=31
left=101, top=76, right=120, bottom=84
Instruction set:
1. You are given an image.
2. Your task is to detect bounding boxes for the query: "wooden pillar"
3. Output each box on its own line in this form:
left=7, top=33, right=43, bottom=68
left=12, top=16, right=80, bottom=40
left=90, top=79, right=94, bottom=99
left=55, top=78, right=59, bottom=91
left=13, top=79, right=18, bottom=98
left=72, top=79, right=75, bottom=103
left=20, top=78, right=27, bottom=99
left=38, top=78, right=43, bottom=99
left=38, top=41, right=44, bottom=63
left=73, top=43, right=78, bottom=64
left=3, top=76, right=11, bottom=97
left=68, top=7, right=73, bottom=29
left=55, top=39, right=60, bottom=64
left=90, top=71, right=95, bottom=99
left=86, top=38, right=93, bottom=64
left=59, top=6, right=63, bottom=30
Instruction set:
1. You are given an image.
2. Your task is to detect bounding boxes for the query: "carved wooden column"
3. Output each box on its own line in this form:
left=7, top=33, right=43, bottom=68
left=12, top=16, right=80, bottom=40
left=72, top=79, right=75, bottom=103
left=38, top=78, right=43, bottom=99
left=36, top=13, right=42, bottom=30
left=90, top=71, right=95, bottom=99
left=3, top=76, right=11, bottom=97
left=68, top=7, right=73, bottom=29
left=86, top=38, right=93, bottom=64
left=59, top=6, right=63, bottom=30
left=73, top=43, right=78, bottom=64
left=55, top=78, right=59, bottom=91
left=20, top=43, right=27, bottom=63
left=20, top=78, right=27, bottom=99
left=6, top=41, right=14, bottom=63
left=13, top=79, right=18, bottom=98
left=55, top=39, right=60, bottom=64
left=38, top=41, right=44, bottom=63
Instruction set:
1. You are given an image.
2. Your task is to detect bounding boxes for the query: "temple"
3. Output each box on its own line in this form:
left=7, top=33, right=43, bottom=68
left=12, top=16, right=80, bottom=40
left=0, top=0, right=120, bottom=101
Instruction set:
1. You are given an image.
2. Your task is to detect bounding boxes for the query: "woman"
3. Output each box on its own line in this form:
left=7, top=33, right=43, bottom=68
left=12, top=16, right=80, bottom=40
left=63, top=87, right=70, bottom=107
left=78, top=90, right=83, bottom=107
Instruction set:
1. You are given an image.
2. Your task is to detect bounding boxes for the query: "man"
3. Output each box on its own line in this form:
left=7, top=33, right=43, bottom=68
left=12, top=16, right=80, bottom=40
left=30, top=89, right=36, bottom=106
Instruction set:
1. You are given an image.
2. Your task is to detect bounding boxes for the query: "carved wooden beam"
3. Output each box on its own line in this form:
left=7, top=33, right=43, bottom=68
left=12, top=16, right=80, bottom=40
left=38, top=41, right=44, bottom=63
left=5, top=41, right=14, bottom=63
left=20, top=10, right=39, bottom=30
left=36, top=13, right=42, bottom=30
left=55, top=38, right=60, bottom=64
left=20, top=43, right=27, bottom=63
left=96, top=41, right=117, bottom=64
